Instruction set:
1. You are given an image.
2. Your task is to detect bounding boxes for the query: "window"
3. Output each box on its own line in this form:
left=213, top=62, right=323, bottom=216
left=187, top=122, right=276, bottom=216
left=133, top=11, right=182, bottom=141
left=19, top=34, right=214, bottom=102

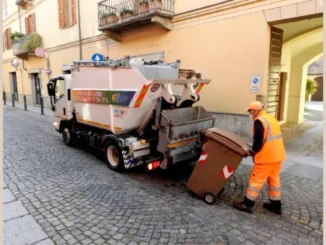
left=25, top=13, right=36, bottom=35
left=3, top=0, right=8, bottom=18
left=58, top=0, right=77, bottom=29
left=3, top=28, right=11, bottom=50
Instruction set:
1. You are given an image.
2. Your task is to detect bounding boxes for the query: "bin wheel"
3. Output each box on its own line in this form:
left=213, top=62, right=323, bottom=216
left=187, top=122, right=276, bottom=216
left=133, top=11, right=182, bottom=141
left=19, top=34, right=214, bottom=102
left=204, top=192, right=216, bottom=205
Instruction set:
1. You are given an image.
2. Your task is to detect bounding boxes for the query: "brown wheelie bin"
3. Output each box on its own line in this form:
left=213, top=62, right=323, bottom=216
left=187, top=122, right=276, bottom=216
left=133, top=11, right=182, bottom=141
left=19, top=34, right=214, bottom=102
left=187, top=127, right=250, bottom=204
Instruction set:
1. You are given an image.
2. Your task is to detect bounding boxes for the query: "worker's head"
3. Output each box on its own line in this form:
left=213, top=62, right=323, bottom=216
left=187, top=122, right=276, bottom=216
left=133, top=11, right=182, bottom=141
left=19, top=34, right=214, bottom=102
left=247, top=101, right=264, bottom=119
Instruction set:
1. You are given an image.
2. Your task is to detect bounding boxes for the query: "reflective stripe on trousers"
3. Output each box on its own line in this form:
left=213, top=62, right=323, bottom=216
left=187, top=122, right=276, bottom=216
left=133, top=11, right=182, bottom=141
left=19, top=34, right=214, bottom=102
left=246, top=161, right=282, bottom=201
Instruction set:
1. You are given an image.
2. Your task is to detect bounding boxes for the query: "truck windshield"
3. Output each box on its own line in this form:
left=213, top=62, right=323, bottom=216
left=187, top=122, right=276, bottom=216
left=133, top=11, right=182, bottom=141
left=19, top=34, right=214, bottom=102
left=55, top=79, right=65, bottom=100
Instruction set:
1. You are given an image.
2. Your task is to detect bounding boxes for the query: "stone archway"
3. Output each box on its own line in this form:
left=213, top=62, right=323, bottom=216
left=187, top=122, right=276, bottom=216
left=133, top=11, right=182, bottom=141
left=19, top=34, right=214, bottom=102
left=275, top=27, right=323, bottom=124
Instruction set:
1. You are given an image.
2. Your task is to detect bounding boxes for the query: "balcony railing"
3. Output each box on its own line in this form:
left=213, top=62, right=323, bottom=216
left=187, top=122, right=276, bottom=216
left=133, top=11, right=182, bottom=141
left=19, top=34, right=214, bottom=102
left=12, top=36, right=29, bottom=56
left=98, top=0, right=175, bottom=30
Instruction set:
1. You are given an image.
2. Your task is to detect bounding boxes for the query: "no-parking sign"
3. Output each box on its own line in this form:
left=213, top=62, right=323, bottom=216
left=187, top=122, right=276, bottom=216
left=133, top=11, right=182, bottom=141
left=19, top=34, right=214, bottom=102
left=250, top=75, right=260, bottom=92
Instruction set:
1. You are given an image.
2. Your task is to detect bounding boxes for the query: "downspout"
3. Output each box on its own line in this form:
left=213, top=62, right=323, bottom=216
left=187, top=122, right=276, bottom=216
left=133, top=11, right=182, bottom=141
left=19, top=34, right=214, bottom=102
left=77, top=0, right=82, bottom=59
left=18, top=6, right=27, bottom=71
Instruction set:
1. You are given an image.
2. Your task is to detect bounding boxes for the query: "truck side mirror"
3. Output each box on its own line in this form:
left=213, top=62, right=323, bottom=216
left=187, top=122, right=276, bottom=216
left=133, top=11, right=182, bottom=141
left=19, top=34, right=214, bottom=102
left=47, top=82, right=55, bottom=96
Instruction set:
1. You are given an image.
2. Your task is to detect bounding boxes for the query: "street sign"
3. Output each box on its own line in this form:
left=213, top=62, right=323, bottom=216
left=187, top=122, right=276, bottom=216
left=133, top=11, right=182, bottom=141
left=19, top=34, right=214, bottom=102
left=91, top=53, right=104, bottom=63
left=250, top=75, right=260, bottom=92
left=35, top=47, right=46, bottom=57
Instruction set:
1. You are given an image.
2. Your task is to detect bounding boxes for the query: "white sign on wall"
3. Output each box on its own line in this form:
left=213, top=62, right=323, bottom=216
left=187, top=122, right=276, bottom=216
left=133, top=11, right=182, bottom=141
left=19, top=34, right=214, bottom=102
left=251, top=75, right=260, bottom=92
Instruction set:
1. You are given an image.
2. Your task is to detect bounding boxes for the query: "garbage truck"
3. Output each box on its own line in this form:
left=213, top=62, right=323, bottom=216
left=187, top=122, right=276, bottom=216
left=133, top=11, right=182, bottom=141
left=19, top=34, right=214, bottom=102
left=47, top=56, right=215, bottom=172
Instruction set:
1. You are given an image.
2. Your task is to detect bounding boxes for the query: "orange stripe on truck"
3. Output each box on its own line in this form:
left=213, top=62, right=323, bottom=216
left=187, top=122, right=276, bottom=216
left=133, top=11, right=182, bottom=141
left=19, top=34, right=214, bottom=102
left=134, top=85, right=150, bottom=108
left=195, top=83, right=205, bottom=93
left=77, top=118, right=111, bottom=130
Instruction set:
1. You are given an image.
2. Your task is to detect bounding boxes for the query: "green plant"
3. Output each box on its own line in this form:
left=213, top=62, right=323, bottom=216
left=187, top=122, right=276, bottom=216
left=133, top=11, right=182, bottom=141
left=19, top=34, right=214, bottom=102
left=107, top=12, right=117, bottom=17
left=21, top=41, right=29, bottom=51
left=305, top=78, right=318, bottom=101
left=140, top=0, right=149, bottom=5
left=120, top=8, right=133, bottom=16
left=10, top=31, right=25, bottom=41
left=20, top=32, right=42, bottom=52
left=100, top=13, right=108, bottom=19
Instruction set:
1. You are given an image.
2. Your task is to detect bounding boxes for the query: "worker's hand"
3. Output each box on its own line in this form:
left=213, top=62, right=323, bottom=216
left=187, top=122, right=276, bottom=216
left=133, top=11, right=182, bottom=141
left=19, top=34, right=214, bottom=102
left=246, top=147, right=254, bottom=156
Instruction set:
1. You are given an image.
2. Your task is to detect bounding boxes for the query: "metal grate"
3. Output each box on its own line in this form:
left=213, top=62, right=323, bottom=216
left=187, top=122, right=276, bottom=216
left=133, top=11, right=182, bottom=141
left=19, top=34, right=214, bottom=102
left=12, top=36, right=29, bottom=55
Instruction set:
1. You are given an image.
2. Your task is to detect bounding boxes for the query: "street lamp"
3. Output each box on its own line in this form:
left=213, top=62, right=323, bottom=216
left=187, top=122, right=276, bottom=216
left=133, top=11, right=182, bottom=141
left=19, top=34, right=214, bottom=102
left=10, top=59, right=19, bottom=69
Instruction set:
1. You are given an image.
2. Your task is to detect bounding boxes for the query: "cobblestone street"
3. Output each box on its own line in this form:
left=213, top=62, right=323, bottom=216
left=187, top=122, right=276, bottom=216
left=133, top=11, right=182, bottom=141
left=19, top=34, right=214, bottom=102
left=3, top=106, right=323, bottom=245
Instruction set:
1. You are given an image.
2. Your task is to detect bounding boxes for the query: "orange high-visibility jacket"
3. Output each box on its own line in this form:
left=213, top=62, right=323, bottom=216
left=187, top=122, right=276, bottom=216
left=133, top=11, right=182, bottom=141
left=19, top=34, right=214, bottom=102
left=252, top=111, right=286, bottom=163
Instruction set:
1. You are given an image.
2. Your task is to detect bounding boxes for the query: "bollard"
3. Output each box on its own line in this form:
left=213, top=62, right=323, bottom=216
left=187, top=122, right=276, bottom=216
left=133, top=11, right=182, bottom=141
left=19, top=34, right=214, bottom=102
left=40, top=97, right=44, bottom=115
left=12, top=94, right=15, bottom=107
left=3, top=92, right=6, bottom=105
left=24, top=95, right=27, bottom=111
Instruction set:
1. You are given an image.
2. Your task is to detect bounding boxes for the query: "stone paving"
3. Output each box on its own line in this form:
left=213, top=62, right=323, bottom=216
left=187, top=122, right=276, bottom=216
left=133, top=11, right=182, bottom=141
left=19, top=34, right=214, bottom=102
left=3, top=105, right=323, bottom=245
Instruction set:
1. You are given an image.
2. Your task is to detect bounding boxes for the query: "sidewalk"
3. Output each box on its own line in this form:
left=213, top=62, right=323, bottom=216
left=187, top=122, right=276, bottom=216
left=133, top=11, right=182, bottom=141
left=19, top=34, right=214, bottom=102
left=4, top=100, right=54, bottom=117
left=3, top=180, right=54, bottom=245
left=4, top=102, right=55, bottom=244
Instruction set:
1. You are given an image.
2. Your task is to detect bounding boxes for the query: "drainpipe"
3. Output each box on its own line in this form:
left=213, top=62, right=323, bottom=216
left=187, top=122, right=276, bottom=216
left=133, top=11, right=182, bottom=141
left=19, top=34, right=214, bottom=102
left=18, top=6, right=22, bottom=32
left=77, top=0, right=82, bottom=59
left=17, top=5, right=26, bottom=98
left=18, top=6, right=27, bottom=71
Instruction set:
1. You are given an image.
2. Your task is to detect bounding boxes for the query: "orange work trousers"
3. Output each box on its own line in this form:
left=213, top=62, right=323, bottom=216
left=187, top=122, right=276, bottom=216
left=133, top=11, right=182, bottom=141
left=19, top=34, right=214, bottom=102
left=246, top=161, right=282, bottom=201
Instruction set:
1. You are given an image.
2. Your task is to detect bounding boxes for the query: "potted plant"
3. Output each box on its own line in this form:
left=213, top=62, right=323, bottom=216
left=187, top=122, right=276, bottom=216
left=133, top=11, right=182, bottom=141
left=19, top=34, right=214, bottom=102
left=106, top=12, right=119, bottom=23
left=120, top=8, right=134, bottom=19
left=10, top=32, right=25, bottom=43
left=100, top=13, right=108, bottom=26
left=149, top=0, right=163, bottom=10
left=305, top=78, right=318, bottom=101
left=18, top=32, right=42, bottom=54
left=138, top=0, right=149, bottom=13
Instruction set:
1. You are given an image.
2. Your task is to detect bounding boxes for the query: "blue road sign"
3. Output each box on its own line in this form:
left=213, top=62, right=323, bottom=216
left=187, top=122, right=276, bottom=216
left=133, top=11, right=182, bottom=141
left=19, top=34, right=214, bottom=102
left=91, top=53, right=104, bottom=62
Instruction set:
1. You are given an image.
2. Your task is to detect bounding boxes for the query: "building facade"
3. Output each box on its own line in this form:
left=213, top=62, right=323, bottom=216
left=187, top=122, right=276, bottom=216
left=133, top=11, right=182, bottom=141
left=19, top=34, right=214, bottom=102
left=2, top=0, right=323, bottom=134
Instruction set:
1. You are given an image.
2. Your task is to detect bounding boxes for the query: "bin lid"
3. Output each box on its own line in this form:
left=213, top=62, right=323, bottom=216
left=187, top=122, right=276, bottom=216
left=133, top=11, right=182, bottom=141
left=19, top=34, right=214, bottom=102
left=203, top=128, right=250, bottom=156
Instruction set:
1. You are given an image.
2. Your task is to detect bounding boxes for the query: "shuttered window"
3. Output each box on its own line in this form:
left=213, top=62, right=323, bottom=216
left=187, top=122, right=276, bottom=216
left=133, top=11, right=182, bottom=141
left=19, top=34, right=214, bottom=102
left=25, top=13, right=36, bottom=35
left=3, top=28, right=12, bottom=50
left=58, top=0, right=77, bottom=29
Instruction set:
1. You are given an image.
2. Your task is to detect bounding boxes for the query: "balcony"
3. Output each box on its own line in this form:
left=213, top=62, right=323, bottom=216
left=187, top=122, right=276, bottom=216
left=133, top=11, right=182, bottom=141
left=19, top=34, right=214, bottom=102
left=12, top=33, right=43, bottom=60
left=98, top=0, right=175, bottom=41
left=16, top=0, right=33, bottom=9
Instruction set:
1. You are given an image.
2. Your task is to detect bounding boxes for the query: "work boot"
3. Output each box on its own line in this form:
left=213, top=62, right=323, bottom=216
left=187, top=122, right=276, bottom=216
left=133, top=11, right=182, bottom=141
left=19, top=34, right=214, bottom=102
left=233, top=197, right=254, bottom=214
left=263, top=200, right=282, bottom=215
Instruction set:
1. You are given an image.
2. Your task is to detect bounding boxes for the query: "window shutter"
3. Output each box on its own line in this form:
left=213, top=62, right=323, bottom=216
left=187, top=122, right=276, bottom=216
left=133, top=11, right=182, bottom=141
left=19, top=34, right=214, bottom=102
left=4, top=31, right=7, bottom=50
left=31, top=13, right=36, bottom=32
left=8, top=28, right=11, bottom=49
left=62, top=0, right=68, bottom=27
left=58, top=0, right=64, bottom=28
left=25, top=17, right=30, bottom=35
left=71, top=0, right=77, bottom=24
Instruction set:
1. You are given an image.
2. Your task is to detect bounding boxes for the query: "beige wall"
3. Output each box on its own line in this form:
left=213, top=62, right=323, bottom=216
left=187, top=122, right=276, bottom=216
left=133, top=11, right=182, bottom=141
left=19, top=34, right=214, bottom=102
left=47, top=11, right=271, bottom=114
left=2, top=0, right=323, bottom=115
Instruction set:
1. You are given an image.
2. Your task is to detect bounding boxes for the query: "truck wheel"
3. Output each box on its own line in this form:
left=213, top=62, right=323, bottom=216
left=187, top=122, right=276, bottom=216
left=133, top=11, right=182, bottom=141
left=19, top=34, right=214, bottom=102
left=105, top=139, right=124, bottom=172
left=62, top=127, right=75, bottom=147
left=204, top=192, right=216, bottom=205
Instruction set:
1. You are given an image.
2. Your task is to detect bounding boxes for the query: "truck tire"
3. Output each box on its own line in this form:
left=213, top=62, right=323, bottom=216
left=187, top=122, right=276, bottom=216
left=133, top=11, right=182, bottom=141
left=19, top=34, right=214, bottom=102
left=62, top=126, right=75, bottom=147
left=104, top=138, right=125, bottom=172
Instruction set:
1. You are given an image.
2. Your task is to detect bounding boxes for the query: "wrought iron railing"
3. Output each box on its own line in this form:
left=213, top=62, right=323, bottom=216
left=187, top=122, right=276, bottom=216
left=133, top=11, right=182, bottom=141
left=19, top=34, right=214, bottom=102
left=12, top=36, right=29, bottom=55
left=98, top=0, right=175, bottom=27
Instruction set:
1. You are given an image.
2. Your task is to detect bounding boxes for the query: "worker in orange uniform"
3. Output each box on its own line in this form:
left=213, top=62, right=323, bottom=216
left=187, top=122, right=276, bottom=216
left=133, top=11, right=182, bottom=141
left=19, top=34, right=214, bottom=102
left=233, top=101, right=286, bottom=215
